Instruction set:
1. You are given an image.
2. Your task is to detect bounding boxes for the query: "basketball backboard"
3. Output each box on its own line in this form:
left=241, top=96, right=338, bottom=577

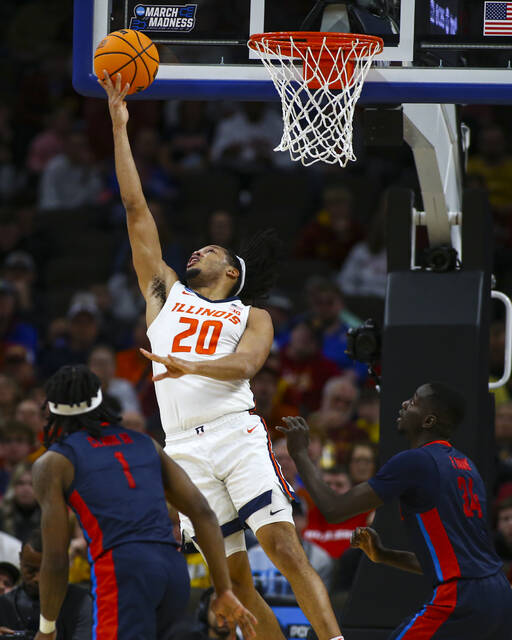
left=74, top=1, right=512, bottom=102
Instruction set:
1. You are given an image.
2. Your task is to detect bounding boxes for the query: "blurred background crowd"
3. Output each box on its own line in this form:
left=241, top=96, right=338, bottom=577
left=1, top=1, right=512, bottom=638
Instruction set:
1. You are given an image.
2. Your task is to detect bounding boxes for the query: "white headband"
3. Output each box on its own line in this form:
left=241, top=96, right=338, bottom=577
left=234, top=256, right=246, bottom=296
left=49, top=389, right=103, bottom=416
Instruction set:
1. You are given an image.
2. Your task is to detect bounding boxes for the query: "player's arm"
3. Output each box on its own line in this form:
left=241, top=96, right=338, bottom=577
left=277, top=417, right=384, bottom=522
left=99, top=72, right=177, bottom=299
left=32, top=452, right=74, bottom=639
left=351, top=527, right=423, bottom=574
left=141, top=307, right=273, bottom=381
left=153, top=442, right=257, bottom=638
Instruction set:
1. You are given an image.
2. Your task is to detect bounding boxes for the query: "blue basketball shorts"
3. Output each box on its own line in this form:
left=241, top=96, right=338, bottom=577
left=90, top=541, right=190, bottom=640
left=390, top=571, right=512, bottom=640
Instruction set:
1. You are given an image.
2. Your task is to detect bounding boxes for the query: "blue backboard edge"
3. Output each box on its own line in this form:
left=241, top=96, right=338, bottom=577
left=72, top=1, right=512, bottom=104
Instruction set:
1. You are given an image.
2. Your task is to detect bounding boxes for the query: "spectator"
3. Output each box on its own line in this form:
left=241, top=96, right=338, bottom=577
left=121, top=409, right=147, bottom=434
left=309, top=376, right=368, bottom=463
left=0, top=280, right=38, bottom=363
left=26, top=106, right=73, bottom=173
left=169, top=584, right=241, bottom=640
left=0, top=531, right=22, bottom=567
left=0, top=529, right=93, bottom=638
left=295, top=186, right=363, bottom=269
left=302, top=466, right=372, bottom=559
left=264, top=292, right=294, bottom=346
left=279, top=321, right=340, bottom=413
left=306, top=280, right=367, bottom=382
left=355, top=388, right=380, bottom=443
left=0, top=562, right=19, bottom=595
left=494, top=497, right=512, bottom=584
left=39, top=299, right=100, bottom=377
left=108, top=262, right=146, bottom=324
left=198, top=210, right=238, bottom=251
left=14, top=399, right=46, bottom=439
left=0, top=144, right=26, bottom=201
left=2, top=252, right=38, bottom=321
left=88, top=344, right=141, bottom=413
left=2, top=423, right=34, bottom=473
left=2, top=345, right=37, bottom=392
left=337, top=201, right=387, bottom=299
left=0, top=462, right=40, bottom=543
left=210, top=102, right=290, bottom=171
left=250, top=366, right=298, bottom=440
left=38, top=130, right=102, bottom=210
left=347, top=442, right=378, bottom=486
left=0, top=375, right=22, bottom=424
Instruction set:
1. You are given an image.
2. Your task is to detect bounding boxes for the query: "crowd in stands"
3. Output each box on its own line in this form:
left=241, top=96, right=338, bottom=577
left=1, top=1, right=512, bottom=638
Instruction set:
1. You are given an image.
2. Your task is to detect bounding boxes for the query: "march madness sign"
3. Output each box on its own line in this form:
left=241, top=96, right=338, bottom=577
left=129, top=3, right=197, bottom=32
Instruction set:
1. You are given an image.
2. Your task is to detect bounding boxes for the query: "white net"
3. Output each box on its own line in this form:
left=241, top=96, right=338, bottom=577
left=248, top=33, right=383, bottom=167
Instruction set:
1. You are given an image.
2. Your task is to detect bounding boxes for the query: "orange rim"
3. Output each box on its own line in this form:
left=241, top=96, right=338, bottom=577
left=248, top=31, right=384, bottom=58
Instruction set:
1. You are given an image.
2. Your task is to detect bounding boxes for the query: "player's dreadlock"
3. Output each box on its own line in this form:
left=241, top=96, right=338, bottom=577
left=43, top=365, right=120, bottom=447
left=226, top=228, right=281, bottom=306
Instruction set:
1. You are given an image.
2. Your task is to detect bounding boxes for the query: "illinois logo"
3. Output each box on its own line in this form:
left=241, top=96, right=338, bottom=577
left=130, top=4, right=197, bottom=32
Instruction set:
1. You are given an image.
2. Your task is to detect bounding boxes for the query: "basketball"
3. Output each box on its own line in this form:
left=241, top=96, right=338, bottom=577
left=94, top=29, right=159, bottom=95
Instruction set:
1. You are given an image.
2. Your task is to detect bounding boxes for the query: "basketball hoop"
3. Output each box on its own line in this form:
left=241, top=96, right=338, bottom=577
left=247, top=32, right=384, bottom=167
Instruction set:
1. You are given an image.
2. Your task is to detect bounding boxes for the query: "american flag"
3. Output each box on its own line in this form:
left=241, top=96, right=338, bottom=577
left=484, top=1, right=512, bottom=35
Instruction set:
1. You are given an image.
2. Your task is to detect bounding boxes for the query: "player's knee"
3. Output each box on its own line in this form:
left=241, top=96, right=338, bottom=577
left=262, top=531, right=308, bottom=573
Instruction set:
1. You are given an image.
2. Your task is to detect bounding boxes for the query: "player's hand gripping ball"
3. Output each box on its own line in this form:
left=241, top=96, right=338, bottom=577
left=94, top=29, right=159, bottom=94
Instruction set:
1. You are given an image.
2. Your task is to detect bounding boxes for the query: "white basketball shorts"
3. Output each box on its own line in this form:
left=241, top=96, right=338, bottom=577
left=164, top=410, right=296, bottom=557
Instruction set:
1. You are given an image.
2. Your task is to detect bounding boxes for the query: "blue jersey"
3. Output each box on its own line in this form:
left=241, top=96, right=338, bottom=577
left=50, top=426, right=176, bottom=562
left=369, top=440, right=503, bottom=586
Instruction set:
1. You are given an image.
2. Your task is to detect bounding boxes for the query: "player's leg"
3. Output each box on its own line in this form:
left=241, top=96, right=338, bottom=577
left=227, top=549, right=287, bottom=640
left=167, top=429, right=287, bottom=639
left=221, top=414, right=342, bottom=640
left=156, top=543, right=192, bottom=639
left=255, top=521, right=342, bottom=640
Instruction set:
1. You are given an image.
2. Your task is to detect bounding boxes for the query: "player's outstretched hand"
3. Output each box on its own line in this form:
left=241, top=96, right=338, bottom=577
left=276, top=416, right=310, bottom=458
left=97, top=70, right=130, bottom=128
left=350, top=526, right=383, bottom=563
left=212, top=589, right=258, bottom=639
left=139, top=348, right=197, bottom=380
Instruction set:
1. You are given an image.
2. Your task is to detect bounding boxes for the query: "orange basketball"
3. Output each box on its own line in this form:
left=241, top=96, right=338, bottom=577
left=94, top=29, right=159, bottom=95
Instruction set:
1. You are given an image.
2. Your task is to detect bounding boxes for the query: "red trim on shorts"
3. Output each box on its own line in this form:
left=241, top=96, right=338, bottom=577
left=92, top=550, right=119, bottom=640
left=421, top=508, right=461, bottom=581
left=260, top=417, right=294, bottom=500
left=400, top=580, right=457, bottom=638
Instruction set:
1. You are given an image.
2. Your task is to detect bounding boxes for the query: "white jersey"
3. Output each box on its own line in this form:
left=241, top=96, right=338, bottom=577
left=147, top=281, right=254, bottom=433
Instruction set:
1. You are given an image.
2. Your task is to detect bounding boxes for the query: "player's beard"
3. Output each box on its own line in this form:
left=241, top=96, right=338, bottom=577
left=185, top=266, right=201, bottom=283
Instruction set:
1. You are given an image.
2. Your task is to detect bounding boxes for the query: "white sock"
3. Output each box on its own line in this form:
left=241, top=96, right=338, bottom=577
left=329, top=637, right=344, bottom=640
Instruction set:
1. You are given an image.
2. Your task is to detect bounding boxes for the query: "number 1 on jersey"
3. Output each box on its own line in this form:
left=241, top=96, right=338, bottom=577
left=114, top=451, right=136, bottom=489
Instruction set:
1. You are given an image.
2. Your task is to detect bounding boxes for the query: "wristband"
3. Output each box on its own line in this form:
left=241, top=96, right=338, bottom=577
left=39, top=615, right=56, bottom=634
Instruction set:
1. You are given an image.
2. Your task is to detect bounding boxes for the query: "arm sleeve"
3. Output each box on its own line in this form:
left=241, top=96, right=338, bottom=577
left=368, top=449, right=437, bottom=503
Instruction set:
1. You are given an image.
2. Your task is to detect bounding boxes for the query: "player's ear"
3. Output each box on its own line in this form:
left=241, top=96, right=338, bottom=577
left=226, top=265, right=239, bottom=281
left=424, top=414, right=437, bottom=429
